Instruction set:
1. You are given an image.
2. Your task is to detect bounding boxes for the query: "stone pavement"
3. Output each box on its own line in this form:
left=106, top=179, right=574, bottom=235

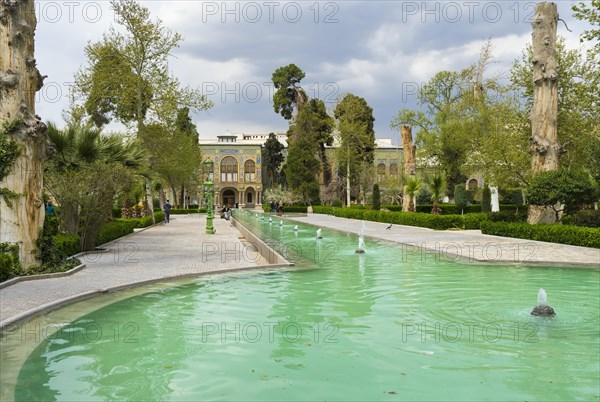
left=286, top=213, right=600, bottom=267
left=0, top=214, right=282, bottom=330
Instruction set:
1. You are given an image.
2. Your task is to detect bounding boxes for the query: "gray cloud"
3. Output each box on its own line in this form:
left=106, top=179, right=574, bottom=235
left=33, top=0, right=589, bottom=142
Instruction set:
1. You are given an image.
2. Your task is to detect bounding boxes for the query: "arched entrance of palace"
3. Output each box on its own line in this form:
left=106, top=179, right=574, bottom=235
left=222, top=189, right=237, bottom=208
left=245, top=187, right=256, bottom=208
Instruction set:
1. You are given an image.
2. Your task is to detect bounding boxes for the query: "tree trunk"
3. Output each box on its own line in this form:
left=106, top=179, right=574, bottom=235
left=346, top=145, right=351, bottom=207
left=0, top=0, right=48, bottom=268
left=401, top=125, right=416, bottom=212
left=528, top=2, right=560, bottom=224
left=145, top=178, right=155, bottom=222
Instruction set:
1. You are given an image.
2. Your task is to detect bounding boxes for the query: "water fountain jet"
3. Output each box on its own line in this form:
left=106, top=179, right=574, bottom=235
left=356, top=221, right=366, bottom=253
left=531, top=288, right=555, bottom=316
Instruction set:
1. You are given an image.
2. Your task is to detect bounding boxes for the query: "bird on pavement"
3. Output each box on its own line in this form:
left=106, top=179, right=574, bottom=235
left=386, top=224, right=392, bottom=230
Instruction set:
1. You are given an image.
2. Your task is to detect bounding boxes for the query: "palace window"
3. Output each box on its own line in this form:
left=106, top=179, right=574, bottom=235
left=244, top=160, right=256, bottom=182
left=221, top=157, right=238, bottom=182
left=377, top=163, right=386, bottom=182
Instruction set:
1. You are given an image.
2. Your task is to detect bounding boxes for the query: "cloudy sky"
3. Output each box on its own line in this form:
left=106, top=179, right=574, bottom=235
left=34, top=1, right=591, bottom=142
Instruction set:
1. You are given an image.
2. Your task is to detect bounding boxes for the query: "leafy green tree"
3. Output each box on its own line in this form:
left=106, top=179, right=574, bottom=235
left=511, top=189, right=525, bottom=213
left=572, top=1, right=600, bottom=51
left=74, top=0, right=212, bottom=219
left=174, top=107, right=201, bottom=206
left=334, top=93, right=376, bottom=206
left=175, top=107, right=199, bottom=142
left=423, top=172, right=447, bottom=214
left=285, top=100, right=331, bottom=204
left=372, top=184, right=381, bottom=210
left=271, top=64, right=307, bottom=121
left=464, top=96, right=531, bottom=189
left=139, top=120, right=201, bottom=207
left=45, top=123, right=147, bottom=250
left=307, top=99, right=334, bottom=185
left=454, top=184, right=467, bottom=215
left=510, top=38, right=599, bottom=178
left=77, top=0, right=210, bottom=128
left=527, top=169, right=599, bottom=222
left=262, top=133, right=285, bottom=189
left=482, top=186, right=492, bottom=213
left=414, top=68, right=478, bottom=193
left=379, top=174, right=403, bottom=205
left=284, top=138, right=320, bottom=205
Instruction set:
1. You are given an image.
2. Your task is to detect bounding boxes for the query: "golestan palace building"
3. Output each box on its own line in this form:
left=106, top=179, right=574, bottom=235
left=200, top=132, right=482, bottom=208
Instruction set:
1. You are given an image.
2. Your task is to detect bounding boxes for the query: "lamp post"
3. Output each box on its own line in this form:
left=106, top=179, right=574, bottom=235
left=203, top=158, right=216, bottom=234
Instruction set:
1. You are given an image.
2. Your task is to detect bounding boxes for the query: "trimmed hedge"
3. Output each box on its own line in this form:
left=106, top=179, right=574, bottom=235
left=463, top=213, right=489, bottom=229
left=487, top=210, right=528, bottom=223
left=313, top=207, right=495, bottom=231
left=313, top=206, right=477, bottom=230
left=54, top=234, right=81, bottom=259
left=170, top=208, right=207, bottom=214
left=96, top=211, right=164, bottom=246
left=381, top=204, right=518, bottom=214
left=481, top=221, right=600, bottom=248
left=382, top=205, right=402, bottom=212
left=282, top=205, right=308, bottom=213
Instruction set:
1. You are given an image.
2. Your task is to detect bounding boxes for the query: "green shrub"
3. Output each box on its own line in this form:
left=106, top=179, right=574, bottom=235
left=527, top=169, right=599, bottom=216
left=480, top=221, right=600, bottom=248
left=381, top=205, right=403, bottom=212
left=154, top=211, right=165, bottom=223
left=169, top=207, right=206, bottom=215
left=0, top=243, right=21, bottom=282
left=170, top=208, right=195, bottom=214
left=54, top=235, right=82, bottom=258
left=332, top=199, right=343, bottom=207
left=571, top=210, right=600, bottom=228
left=487, top=210, right=527, bottom=223
left=372, top=184, right=381, bottom=211
left=96, top=211, right=163, bottom=246
left=96, top=220, right=137, bottom=246
left=462, top=213, right=489, bottom=229
left=313, top=205, right=335, bottom=215
left=482, top=186, right=492, bottom=213
left=454, top=184, right=467, bottom=214
left=313, top=207, right=474, bottom=230
left=282, top=205, right=308, bottom=213
left=112, top=207, right=122, bottom=218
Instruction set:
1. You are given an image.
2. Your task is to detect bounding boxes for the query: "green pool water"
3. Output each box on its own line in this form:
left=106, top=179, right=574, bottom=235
left=10, top=213, right=600, bottom=401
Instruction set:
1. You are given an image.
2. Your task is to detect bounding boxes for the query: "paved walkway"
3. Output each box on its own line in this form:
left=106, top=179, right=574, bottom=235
left=0, top=214, right=275, bottom=330
left=286, top=214, right=600, bottom=267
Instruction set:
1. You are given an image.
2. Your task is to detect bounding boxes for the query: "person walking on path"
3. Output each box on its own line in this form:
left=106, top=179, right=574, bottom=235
left=164, top=200, right=172, bottom=223
left=45, top=201, right=56, bottom=216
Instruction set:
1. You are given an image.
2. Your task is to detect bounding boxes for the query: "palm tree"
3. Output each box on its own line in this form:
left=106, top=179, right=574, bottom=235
left=404, top=177, right=421, bottom=212
left=45, top=123, right=149, bottom=250
left=424, top=172, right=447, bottom=214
